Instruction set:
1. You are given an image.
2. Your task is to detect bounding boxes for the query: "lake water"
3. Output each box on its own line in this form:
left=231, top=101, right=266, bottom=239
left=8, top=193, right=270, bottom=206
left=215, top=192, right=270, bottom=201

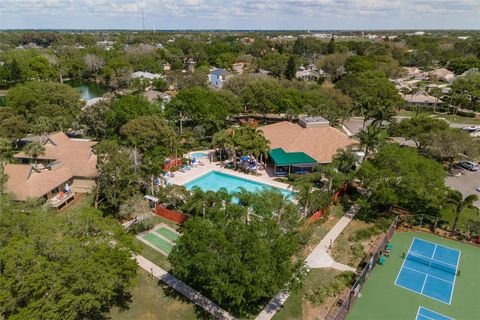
left=65, top=79, right=106, bottom=100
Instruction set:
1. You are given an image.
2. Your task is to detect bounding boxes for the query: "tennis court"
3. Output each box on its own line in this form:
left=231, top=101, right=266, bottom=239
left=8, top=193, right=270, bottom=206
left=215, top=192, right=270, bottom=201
left=416, top=306, right=453, bottom=320
left=395, top=238, right=460, bottom=304
left=347, top=232, right=480, bottom=320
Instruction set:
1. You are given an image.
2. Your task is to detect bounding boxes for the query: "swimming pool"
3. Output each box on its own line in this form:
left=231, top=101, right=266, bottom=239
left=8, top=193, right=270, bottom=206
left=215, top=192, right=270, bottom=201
left=190, top=151, right=208, bottom=158
left=183, top=171, right=294, bottom=199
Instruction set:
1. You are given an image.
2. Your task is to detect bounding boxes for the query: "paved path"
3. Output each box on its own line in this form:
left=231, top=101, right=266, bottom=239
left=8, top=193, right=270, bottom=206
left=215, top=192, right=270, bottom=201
left=135, top=255, right=236, bottom=320
left=256, top=205, right=360, bottom=320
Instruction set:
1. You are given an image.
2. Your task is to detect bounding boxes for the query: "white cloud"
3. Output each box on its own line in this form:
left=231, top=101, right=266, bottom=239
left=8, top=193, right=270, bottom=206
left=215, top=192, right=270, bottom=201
left=0, top=0, right=479, bottom=29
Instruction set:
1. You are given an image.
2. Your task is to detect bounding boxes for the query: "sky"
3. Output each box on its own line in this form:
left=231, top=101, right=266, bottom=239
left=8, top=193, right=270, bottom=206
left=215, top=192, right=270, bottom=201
left=1, top=0, right=479, bottom=30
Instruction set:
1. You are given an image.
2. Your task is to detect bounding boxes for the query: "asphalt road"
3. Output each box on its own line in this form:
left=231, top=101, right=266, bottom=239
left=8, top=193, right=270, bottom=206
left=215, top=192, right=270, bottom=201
left=445, top=169, right=480, bottom=208
left=344, top=117, right=479, bottom=136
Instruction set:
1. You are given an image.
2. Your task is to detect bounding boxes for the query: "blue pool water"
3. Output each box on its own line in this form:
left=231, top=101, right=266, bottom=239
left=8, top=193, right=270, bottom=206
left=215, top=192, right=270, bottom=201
left=191, top=152, right=208, bottom=158
left=183, top=171, right=294, bottom=199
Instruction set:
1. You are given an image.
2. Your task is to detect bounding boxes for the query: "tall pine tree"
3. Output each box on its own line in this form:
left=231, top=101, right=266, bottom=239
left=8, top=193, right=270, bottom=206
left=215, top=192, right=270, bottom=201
left=284, top=55, right=297, bottom=80
left=326, top=35, right=335, bottom=54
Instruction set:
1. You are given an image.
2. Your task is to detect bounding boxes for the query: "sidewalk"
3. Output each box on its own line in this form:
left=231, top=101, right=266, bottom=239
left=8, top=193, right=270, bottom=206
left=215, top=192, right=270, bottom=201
left=256, top=205, right=360, bottom=320
left=135, top=255, right=236, bottom=320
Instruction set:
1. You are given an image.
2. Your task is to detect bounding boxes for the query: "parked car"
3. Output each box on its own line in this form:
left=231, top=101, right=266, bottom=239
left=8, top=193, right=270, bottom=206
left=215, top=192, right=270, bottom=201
left=476, top=186, right=480, bottom=192
left=462, top=125, right=480, bottom=132
left=458, top=161, right=480, bottom=171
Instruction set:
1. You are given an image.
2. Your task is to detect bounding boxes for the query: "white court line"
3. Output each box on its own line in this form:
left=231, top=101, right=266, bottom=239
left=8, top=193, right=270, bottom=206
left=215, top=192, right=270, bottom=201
left=431, top=244, right=438, bottom=260
left=420, top=274, right=429, bottom=293
left=394, top=236, right=416, bottom=286
left=395, top=280, right=452, bottom=305
left=403, top=265, right=454, bottom=284
left=418, top=306, right=455, bottom=320
left=413, top=237, right=461, bottom=255
left=450, top=250, right=462, bottom=305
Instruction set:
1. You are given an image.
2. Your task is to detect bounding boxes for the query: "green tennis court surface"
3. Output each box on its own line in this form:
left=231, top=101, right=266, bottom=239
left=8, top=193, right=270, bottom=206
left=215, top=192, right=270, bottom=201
left=348, top=232, right=480, bottom=320
left=143, top=233, right=174, bottom=254
left=155, top=227, right=179, bottom=242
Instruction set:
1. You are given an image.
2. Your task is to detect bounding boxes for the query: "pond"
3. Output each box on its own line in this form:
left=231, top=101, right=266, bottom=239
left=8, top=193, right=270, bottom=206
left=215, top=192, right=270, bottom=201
left=65, top=79, right=106, bottom=100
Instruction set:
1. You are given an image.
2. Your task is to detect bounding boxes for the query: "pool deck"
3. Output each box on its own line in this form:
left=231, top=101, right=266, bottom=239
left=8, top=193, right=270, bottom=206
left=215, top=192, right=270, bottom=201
left=170, top=161, right=293, bottom=192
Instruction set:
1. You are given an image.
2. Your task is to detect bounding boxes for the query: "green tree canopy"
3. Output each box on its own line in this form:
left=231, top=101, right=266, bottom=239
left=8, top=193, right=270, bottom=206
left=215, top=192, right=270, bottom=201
left=6, top=81, right=82, bottom=128
left=391, top=114, right=449, bottom=149
left=0, top=205, right=138, bottom=320
left=169, top=204, right=304, bottom=316
left=356, top=144, right=447, bottom=216
left=105, top=95, right=159, bottom=137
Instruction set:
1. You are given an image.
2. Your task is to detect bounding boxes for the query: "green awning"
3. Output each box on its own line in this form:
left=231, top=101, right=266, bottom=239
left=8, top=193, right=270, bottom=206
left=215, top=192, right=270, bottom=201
left=268, top=148, right=317, bottom=166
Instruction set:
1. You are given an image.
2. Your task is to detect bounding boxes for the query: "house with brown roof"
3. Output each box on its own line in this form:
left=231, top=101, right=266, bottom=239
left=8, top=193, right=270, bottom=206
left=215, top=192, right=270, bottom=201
left=402, top=91, right=443, bottom=107
left=259, top=117, right=357, bottom=175
left=4, top=132, right=97, bottom=208
left=429, top=68, right=455, bottom=83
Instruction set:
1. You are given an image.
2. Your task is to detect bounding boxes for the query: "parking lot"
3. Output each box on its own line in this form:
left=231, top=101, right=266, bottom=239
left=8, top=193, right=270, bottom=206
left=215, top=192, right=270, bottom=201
left=445, top=168, right=480, bottom=208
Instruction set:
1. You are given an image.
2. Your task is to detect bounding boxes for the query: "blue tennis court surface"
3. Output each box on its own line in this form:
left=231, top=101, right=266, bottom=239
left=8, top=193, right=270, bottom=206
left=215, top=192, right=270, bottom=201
left=395, top=238, right=461, bottom=304
left=416, top=306, right=454, bottom=320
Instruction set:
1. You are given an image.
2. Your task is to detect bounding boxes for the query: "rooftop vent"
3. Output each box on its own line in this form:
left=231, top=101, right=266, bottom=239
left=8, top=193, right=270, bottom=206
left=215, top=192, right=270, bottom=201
left=298, top=116, right=329, bottom=128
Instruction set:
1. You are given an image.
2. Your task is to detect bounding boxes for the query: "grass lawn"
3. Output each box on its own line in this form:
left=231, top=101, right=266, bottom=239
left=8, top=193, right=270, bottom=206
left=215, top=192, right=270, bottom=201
left=109, top=269, right=203, bottom=320
left=441, top=205, right=480, bottom=231
left=347, top=231, right=480, bottom=320
left=331, top=220, right=376, bottom=267
left=272, top=268, right=350, bottom=320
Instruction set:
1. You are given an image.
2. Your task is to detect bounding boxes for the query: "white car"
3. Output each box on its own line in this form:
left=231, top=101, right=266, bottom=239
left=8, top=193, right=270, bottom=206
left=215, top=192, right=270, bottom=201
left=458, top=161, right=480, bottom=171
left=477, top=187, right=480, bottom=193
left=462, top=125, right=480, bottom=132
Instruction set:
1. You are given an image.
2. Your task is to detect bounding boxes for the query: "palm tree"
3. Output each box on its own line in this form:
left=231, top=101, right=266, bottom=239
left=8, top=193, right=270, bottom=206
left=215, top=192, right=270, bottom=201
left=212, top=129, right=230, bottom=162
left=235, top=126, right=270, bottom=164
left=332, top=147, right=357, bottom=174
left=23, top=141, right=46, bottom=168
left=446, top=190, right=479, bottom=235
left=289, top=175, right=318, bottom=218
left=357, top=125, right=386, bottom=160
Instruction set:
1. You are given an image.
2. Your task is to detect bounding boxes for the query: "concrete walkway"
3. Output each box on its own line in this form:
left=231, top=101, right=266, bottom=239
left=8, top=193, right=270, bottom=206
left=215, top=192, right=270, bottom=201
left=256, top=205, right=360, bottom=320
left=135, top=255, right=236, bottom=320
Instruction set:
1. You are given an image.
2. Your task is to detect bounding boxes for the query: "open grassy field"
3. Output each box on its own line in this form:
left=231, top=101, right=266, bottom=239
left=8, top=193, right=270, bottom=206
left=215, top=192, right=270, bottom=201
left=347, top=231, right=480, bottom=320
left=109, top=270, right=203, bottom=320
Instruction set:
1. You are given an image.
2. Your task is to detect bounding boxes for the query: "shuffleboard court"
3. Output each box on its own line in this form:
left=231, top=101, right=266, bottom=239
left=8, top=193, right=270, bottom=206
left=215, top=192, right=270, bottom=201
left=416, top=306, right=454, bottom=320
left=395, top=238, right=460, bottom=304
left=144, top=233, right=174, bottom=254
left=155, top=227, right=180, bottom=242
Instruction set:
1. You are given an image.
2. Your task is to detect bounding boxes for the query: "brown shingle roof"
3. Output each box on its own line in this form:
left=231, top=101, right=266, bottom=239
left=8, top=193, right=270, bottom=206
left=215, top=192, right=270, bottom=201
left=259, top=121, right=357, bottom=164
left=5, top=163, right=73, bottom=201
left=15, top=132, right=97, bottom=178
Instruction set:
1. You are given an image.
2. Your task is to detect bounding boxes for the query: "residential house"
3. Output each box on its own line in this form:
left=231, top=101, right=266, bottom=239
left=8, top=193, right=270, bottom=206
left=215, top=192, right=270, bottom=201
left=403, top=67, right=423, bottom=77
left=163, top=63, right=171, bottom=71
left=296, top=64, right=326, bottom=81
left=429, top=68, right=455, bottom=83
left=232, top=62, right=245, bottom=74
left=131, top=71, right=163, bottom=80
left=259, top=117, right=357, bottom=175
left=402, top=91, right=443, bottom=107
left=209, top=68, right=232, bottom=88
left=143, top=89, right=172, bottom=110
left=96, top=40, right=115, bottom=51
left=5, top=132, right=98, bottom=208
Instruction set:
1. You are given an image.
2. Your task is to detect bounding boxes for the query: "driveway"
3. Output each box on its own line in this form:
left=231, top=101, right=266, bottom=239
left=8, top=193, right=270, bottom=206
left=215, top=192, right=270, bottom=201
left=445, top=169, right=480, bottom=208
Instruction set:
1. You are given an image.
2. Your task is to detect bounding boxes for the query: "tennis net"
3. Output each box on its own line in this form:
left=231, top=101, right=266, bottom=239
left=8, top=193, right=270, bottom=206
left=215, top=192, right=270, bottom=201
left=406, top=252, right=457, bottom=275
